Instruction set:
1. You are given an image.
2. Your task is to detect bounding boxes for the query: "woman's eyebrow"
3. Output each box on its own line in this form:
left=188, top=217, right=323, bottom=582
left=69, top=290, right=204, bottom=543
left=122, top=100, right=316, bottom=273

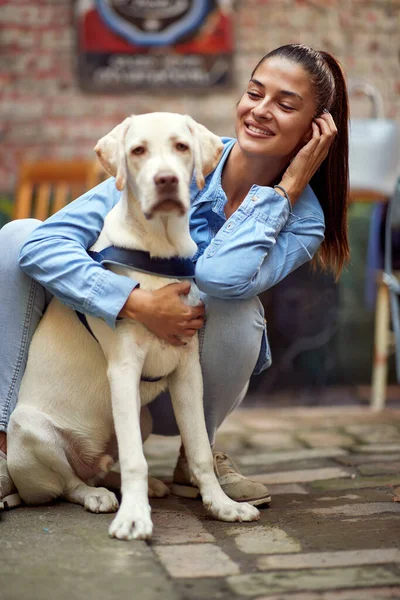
left=249, top=79, right=303, bottom=101
left=280, top=90, right=303, bottom=101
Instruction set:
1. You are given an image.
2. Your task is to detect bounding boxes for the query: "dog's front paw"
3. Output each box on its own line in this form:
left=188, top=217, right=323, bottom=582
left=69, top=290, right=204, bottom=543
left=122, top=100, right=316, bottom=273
left=84, top=488, right=119, bottom=513
left=204, top=496, right=260, bottom=523
left=148, top=476, right=170, bottom=498
left=109, top=502, right=153, bottom=541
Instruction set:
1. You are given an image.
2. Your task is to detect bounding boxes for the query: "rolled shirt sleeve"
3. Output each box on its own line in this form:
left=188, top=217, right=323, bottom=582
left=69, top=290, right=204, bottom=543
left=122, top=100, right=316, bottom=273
left=195, top=185, right=325, bottom=299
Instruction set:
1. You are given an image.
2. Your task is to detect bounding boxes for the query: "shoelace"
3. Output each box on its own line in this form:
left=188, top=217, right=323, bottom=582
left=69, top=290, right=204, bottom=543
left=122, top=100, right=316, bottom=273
left=212, top=451, right=243, bottom=479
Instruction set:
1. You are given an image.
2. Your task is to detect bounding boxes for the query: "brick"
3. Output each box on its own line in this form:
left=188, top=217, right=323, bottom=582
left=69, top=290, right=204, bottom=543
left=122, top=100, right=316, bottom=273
left=257, top=548, right=400, bottom=571
left=0, top=6, right=70, bottom=27
left=351, top=444, right=400, bottom=454
left=335, top=454, right=400, bottom=467
left=232, top=526, right=301, bottom=554
left=268, top=483, right=309, bottom=495
left=238, top=448, right=348, bottom=467
left=250, top=468, right=352, bottom=485
left=345, top=425, right=400, bottom=444
left=247, top=432, right=303, bottom=450
left=237, top=415, right=297, bottom=432
left=297, top=431, right=355, bottom=448
left=1, top=99, right=47, bottom=120
left=227, top=566, right=400, bottom=597
left=305, top=502, right=400, bottom=518
left=311, top=475, right=400, bottom=492
left=153, top=543, right=240, bottom=578
left=151, top=509, right=215, bottom=545
left=254, top=588, right=400, bottom=600
left=358, top=462, right=400, bottom=476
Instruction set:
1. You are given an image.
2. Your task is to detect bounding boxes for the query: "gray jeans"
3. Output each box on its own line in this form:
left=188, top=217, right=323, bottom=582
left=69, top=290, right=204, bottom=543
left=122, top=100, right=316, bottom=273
left=0, top=219, right=265, bottom=444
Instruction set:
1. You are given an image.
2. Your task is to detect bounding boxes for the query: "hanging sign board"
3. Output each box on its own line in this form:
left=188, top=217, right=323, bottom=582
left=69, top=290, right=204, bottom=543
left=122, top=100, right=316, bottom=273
left=76, top=0, right=234, bottom=91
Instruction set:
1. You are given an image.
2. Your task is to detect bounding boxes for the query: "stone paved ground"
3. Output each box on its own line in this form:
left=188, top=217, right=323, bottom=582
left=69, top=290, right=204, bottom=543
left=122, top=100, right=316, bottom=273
left=2, top=405, right=400, bottom=600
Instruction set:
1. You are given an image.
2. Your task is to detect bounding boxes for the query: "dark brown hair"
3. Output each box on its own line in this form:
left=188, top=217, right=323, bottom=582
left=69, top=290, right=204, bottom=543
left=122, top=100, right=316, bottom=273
left=252, top=44, right=350, bottom=277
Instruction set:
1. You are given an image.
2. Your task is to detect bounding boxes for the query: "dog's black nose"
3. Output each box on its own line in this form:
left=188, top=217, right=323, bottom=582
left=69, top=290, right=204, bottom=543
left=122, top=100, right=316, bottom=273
left=154, top=173, right=178, bottom=188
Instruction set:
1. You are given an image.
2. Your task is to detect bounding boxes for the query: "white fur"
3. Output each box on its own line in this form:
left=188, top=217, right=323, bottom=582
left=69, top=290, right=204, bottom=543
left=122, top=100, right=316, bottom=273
left=7, top=113, right=259, bottom=541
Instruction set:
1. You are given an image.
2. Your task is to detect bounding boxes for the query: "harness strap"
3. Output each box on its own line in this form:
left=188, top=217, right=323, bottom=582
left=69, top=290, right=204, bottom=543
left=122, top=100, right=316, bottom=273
left=88, top=246, right=195, bottom=279
left=74, top=245, right=196, bottom=383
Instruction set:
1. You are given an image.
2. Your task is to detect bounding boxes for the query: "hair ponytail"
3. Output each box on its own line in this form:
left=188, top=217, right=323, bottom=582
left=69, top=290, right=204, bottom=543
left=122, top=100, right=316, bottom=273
left=254, top=45, right=350, bottom=278
left=310, top=51, right=350, bottom=277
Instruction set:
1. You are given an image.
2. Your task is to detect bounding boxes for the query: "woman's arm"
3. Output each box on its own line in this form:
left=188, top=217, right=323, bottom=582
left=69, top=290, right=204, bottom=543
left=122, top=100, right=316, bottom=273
left=195, top=185, right=325, bottom=299
left=18, top=178, right=137, bottom=329
left=19, top=178, right=205, bottom=341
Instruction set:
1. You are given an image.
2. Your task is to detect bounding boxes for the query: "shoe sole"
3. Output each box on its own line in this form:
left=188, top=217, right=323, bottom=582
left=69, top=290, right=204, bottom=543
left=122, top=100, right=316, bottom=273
left=2, top=493, right=22, bottom=510
left=171, top=483, right=271, bottom=507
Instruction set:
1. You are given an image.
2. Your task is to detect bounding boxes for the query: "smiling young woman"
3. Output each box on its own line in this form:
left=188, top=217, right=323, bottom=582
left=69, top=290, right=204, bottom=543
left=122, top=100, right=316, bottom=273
left=223, top=44, right=349, bottom=277
left=0, top=44, right=349, bottom=510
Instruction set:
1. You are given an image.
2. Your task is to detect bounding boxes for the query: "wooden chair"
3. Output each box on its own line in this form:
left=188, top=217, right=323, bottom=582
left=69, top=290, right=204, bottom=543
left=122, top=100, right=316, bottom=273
left=350, top=189, right=393, bottom=410
left=13, top=159, right=107, bottom=220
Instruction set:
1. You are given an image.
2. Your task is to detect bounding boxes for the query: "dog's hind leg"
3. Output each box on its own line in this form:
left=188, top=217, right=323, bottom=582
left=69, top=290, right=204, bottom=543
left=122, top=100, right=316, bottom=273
left=8, top=409, right=67, bottom=505
left=8, top=409, right=119, bottom=513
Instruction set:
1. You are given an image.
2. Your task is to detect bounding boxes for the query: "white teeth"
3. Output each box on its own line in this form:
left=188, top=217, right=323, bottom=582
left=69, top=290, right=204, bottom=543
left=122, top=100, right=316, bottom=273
left=247, top=124, right=273, bottom=136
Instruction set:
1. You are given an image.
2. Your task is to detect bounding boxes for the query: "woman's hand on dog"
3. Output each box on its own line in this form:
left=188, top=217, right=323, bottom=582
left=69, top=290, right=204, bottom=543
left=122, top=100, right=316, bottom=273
left=120, top=283, right=205, bottom=346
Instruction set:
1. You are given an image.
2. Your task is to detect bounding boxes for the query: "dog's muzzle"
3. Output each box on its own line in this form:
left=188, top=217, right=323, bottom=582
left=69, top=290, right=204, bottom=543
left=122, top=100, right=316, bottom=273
left=145, top=172, right=186, bottom=219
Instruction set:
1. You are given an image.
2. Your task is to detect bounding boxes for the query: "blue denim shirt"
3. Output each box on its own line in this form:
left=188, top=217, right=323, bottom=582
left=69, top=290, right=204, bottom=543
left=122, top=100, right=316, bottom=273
left=19, top=137, right=325, bottom=374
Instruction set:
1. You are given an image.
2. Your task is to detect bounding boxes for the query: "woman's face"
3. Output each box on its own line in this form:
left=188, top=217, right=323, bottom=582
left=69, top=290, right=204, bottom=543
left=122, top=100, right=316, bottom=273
left=235, top=57, right=317, bottom=161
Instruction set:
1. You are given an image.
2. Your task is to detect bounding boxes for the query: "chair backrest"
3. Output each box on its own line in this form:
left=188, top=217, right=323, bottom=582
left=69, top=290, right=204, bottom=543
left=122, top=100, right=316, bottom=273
left=13, top=159, right=107, bottom=220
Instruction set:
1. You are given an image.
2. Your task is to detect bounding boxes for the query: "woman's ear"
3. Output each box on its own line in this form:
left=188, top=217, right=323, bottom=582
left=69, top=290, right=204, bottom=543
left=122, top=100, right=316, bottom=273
left=302, top=124, right=314, bottom=145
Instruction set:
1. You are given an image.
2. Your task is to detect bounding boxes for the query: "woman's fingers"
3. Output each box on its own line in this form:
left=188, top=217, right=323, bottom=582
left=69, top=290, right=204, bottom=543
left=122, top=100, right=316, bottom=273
left=320, top=111, right=338, bottom=135
left=188, top=317, right=204, bottom=330
left=183, top=328, right=197, bottom=337
left=167, top=335, right=186, bottom=346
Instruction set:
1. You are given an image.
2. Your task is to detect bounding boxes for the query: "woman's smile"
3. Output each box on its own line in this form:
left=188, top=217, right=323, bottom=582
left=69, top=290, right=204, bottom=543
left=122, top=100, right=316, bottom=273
left=244, top=121, right=276, bottom=137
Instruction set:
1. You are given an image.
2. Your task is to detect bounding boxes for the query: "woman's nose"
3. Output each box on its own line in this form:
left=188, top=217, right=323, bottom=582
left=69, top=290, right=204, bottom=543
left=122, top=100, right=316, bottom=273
left=251, top=104, right=273, bottom=121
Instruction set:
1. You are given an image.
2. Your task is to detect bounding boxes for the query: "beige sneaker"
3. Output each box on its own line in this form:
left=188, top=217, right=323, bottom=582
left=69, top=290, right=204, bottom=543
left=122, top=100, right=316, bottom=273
left=171, top=451, right=271, bottom=507
left=0, top=451, right=21, bottom=510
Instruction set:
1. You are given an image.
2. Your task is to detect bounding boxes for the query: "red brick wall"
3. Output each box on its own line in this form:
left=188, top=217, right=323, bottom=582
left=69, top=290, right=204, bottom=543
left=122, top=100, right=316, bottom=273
left=1, top=0, right=399, bottom=193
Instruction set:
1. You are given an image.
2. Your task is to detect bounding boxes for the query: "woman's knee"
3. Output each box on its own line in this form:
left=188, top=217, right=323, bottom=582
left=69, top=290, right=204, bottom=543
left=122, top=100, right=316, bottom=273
left=200, top=295, right=265, bottom=374
left=0, top=219, right=41, bottom=270
left=203, top=295, right=265, bottom=339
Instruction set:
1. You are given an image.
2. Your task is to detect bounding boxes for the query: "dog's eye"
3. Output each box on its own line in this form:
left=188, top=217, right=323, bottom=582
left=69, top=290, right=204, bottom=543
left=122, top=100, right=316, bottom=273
left=131, top=146, right=145, bottom=156
left=176, top=143, right=189, bottom=152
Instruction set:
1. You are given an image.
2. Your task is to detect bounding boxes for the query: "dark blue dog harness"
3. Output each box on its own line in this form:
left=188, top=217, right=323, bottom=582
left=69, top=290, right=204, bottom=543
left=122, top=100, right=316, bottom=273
left=76, top=246, right=196, bottom=383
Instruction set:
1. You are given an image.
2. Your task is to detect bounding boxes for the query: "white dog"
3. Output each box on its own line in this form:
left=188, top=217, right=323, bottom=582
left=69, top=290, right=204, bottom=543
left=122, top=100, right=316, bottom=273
left=8, top=113, right=260, bottom=540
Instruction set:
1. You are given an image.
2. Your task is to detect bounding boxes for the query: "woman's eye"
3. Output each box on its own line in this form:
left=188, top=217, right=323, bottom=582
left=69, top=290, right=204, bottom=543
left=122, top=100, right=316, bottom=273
left=176, top=142, right=189, bottom=152
left=131, top=146, right=145, bottom=156
left=279, top=104, right=295, bottom=111
left=247, top=91, right=262, bottom=99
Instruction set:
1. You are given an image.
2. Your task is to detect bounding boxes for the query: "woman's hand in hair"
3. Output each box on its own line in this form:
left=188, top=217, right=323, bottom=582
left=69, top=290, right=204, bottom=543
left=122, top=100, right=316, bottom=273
left=278, top=111, right=338, bottom=205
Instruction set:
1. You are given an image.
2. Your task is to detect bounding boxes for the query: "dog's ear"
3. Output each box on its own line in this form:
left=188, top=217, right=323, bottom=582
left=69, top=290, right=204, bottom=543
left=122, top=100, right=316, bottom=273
left=94, top=116, right=133, bottom=191
left=185, top=116, right=224, bottom=190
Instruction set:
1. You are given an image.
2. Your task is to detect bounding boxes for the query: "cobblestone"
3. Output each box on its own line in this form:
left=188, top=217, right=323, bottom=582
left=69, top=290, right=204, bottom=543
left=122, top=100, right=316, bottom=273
left=251, top=467, right=352, bottom=485
left=227, top=566, right=400, bottom=596
left=2, top=405, right=400, bottom=600
left=232, top=526, right=302, bottom=554
left=153, top=543, right=240, bottom=578
left=296, top=431, right=355, bottom=448
left=257, top=548, right=400, bottom=570
left=238, top=448, right=348, bottom=466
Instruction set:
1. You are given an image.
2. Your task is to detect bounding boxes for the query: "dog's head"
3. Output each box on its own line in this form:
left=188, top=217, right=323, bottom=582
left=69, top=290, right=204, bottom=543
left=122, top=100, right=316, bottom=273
left=94, top=113, right=223, bottom=220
